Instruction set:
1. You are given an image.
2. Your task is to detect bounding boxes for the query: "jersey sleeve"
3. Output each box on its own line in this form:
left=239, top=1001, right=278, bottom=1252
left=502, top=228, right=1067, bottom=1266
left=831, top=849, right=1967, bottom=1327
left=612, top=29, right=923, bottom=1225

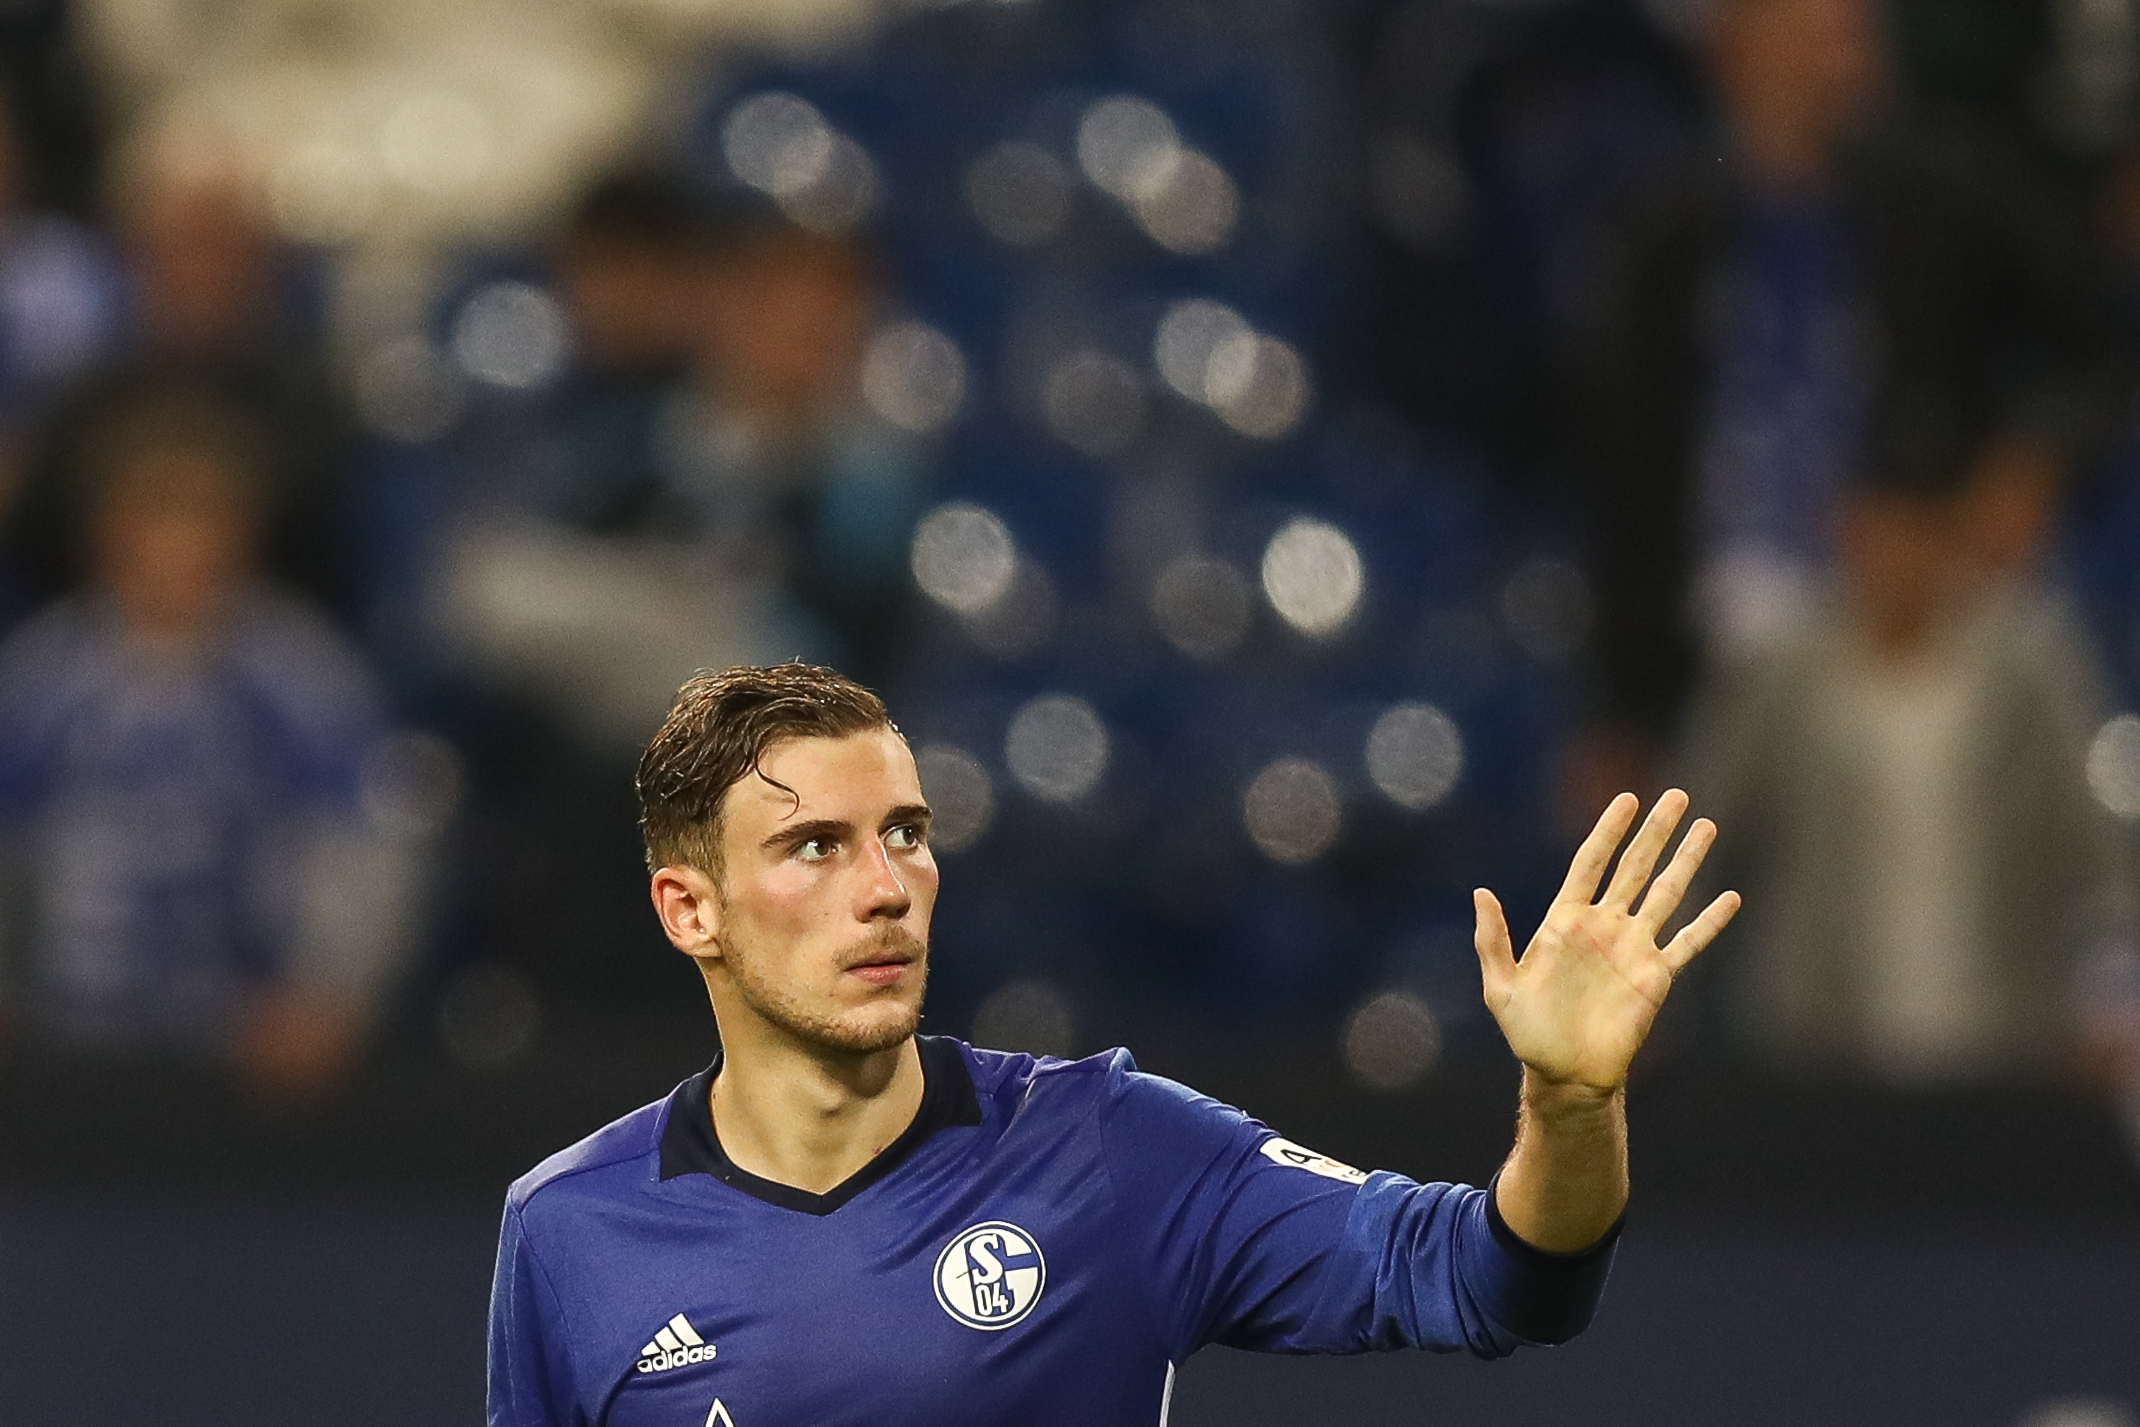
left=1092, top=1054, right=1617, bottom=1362
left=488, top=1200, right=586, bottom=1427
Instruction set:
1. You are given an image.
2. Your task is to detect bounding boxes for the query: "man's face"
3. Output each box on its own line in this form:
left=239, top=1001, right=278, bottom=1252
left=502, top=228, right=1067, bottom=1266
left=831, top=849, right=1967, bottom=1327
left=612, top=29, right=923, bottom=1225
left=703, top=727, right=938, bottom=1056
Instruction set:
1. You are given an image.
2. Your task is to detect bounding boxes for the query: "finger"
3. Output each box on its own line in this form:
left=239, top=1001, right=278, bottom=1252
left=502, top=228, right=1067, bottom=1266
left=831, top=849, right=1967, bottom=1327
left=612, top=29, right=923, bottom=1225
left=1473, top=887, right=1516, bottom=999
left=1661, top=889, right=1742, bottom=973
left=1601, top=788, right=1689, bottom=910
left=1633, top=816, right=1716, bottom=934
left=1555, top=793, right=1640, bottom=906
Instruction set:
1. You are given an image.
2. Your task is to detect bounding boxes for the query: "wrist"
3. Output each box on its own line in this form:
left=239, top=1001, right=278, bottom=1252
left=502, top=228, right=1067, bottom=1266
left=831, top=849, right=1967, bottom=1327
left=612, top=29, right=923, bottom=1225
left=1519, top=1067, right=1625, bottom=1123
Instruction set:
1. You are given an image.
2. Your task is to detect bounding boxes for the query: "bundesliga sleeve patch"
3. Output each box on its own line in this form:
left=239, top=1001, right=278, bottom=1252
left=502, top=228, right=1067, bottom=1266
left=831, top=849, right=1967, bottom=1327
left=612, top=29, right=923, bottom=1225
left=1258, top=1136, right=1370, bottom=1184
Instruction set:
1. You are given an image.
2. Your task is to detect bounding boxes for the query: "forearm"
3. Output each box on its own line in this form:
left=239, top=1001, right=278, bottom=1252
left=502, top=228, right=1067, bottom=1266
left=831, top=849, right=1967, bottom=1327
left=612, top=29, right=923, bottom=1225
left=1492, top=1069, right=1628, bottom=1254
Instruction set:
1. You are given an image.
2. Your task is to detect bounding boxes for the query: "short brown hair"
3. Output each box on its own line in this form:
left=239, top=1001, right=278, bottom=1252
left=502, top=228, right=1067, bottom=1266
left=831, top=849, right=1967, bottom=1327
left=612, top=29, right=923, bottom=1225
left=637, top=663, right=892, bottom=874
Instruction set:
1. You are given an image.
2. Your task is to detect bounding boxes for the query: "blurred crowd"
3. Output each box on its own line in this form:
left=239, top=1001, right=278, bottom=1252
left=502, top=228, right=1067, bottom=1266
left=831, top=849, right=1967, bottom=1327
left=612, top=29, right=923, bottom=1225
left=2, top=0, right=2140, bottom=1121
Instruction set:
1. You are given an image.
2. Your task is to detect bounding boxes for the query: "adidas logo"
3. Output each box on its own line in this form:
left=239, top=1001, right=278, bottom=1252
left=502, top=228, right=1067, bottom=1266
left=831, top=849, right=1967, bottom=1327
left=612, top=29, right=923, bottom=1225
left=637, top=1314, right=717, bottom=1374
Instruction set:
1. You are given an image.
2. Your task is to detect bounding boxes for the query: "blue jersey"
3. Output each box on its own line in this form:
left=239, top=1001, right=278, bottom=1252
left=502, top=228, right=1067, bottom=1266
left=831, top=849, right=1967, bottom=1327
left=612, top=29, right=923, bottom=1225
left=488, top=1037, right=1617, bottom=1427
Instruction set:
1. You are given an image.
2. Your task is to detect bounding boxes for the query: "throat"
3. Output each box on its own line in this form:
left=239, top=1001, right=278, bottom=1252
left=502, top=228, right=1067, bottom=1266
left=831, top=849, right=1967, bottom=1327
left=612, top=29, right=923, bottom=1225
left=708, top=1037, right=926, bottom=1196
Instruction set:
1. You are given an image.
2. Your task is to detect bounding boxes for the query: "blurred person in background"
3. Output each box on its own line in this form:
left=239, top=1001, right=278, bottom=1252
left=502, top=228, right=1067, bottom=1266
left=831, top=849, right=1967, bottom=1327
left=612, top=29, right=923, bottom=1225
left=1, top=121, right=357, bottom=629
left=443, top=192, right=928, bottom=755
left=0, top=383, right=421, bottom=1098
left=1682, top=431, right=2130, bottom=1083
left=1565, top=0, right=2130, bottom=1083
left=657, top=201, right=925, bottom=685
left=525, top=169, right=710, bottom=537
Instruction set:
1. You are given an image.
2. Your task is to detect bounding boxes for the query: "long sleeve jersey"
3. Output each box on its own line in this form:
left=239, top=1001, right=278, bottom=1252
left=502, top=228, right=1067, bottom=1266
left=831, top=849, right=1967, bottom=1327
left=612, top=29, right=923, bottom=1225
left=488, top=1036, right=1617, bottom=1427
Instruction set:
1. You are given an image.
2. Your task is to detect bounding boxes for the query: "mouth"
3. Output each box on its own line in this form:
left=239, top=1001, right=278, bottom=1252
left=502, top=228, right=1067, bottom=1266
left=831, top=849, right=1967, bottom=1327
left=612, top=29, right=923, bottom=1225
left=840, top=934, right=923, bottom=987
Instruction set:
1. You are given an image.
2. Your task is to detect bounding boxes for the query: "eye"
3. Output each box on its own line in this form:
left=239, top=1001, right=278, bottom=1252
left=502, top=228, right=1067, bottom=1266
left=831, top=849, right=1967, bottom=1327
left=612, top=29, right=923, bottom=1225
left=886, top=823, right=924, bottom=850
left=796, top=836, right=836, bottom=862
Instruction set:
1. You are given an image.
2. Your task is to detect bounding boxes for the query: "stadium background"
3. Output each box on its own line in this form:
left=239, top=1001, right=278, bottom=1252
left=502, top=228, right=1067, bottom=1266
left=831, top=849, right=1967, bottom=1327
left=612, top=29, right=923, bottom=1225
left=0, top=0, right=2136, bottom=1422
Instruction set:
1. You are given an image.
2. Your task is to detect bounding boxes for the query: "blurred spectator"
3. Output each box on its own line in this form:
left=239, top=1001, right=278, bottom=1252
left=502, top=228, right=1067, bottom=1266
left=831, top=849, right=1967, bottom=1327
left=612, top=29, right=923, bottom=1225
left=442, top=193, right=927, bottom=751
left=0, top=384, right=422, bottom=1097
left=1682, top=460, right=2130, bottom=1083
left=1, top=123, right=357, bottom=627
left=664, top=206, right=924, bottom=677
left=523, top=169, right=708, bottom=534
left=1568, top=0, right=2118, bottom=782
left=1565, top=0, right=2130, bottom=1082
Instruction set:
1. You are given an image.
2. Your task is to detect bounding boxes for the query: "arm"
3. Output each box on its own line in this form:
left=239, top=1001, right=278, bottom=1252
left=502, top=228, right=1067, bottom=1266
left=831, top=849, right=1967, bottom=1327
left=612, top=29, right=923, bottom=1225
left=1097, top=1060, right=1617, bottom=1361
left=488, top=1201, right=581, bottom=1427
left=1477, top=791, right=1739, bottom=1252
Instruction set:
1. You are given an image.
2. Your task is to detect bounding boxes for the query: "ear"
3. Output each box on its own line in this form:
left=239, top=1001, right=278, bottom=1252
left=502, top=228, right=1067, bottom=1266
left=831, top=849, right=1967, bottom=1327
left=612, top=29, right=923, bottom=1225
left=651, top=865, right=724, bottom=961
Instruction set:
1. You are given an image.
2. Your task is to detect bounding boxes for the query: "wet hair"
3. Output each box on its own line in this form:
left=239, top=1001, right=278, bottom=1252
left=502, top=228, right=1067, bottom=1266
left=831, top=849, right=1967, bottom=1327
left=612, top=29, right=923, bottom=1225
left=637, top=663, right=892, bottom=876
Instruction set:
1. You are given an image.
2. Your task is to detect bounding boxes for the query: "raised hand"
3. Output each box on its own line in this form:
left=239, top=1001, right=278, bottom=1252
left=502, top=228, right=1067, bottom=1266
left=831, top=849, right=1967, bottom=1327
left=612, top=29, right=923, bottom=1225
left=1474, top=790, right=1739, bottom=1093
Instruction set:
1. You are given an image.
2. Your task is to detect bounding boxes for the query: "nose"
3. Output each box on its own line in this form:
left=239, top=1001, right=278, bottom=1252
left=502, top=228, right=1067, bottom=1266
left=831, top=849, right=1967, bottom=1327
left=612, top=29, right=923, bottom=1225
left=856, top=836, right=911, bottom=921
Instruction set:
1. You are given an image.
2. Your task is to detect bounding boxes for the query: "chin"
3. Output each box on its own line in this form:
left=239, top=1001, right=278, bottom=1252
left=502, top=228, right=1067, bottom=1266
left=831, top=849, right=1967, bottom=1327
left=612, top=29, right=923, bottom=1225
left=814, top=1005, right=922, bottom=1056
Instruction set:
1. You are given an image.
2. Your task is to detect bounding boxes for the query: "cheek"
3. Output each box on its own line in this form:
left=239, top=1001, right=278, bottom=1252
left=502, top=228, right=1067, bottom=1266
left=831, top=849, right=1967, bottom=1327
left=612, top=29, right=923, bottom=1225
left=908, top=855, right=942, bottom=914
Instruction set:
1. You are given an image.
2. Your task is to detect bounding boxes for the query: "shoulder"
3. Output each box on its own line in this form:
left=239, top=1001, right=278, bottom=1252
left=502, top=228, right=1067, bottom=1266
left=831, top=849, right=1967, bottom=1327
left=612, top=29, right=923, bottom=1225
left=0, top=596, right=112, bottom=668
left=0, top=598, right=119, bottom=716
left=960, top=1040, right=1262, bottom=1146
left=506, top=1093, right=672, bottom=1225
left=960, top=1040, right=1144, bottom=1109
left=222, top=591, right=384, bottom=734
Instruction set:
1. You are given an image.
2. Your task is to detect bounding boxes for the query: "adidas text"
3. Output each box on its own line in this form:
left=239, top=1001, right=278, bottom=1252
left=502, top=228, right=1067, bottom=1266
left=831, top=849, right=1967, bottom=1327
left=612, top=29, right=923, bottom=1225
left=637, top=1343, right=717, bottom=1374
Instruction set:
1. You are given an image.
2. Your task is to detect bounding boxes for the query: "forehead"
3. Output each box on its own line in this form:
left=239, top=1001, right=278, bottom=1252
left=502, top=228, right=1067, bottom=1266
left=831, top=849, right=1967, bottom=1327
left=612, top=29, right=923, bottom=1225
left=722, top=727, right=921, bottom=830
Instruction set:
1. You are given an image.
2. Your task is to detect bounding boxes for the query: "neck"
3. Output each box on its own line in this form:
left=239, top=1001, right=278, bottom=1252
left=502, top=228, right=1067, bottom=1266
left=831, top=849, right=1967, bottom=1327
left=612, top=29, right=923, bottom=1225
left=708, top=1023, right=925, bottom=1196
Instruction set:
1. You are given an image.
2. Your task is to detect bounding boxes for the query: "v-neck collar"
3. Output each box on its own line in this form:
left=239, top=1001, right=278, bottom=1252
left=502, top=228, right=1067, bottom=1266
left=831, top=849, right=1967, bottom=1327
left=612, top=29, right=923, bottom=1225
left=658, top=1034, right=982, bottom=1215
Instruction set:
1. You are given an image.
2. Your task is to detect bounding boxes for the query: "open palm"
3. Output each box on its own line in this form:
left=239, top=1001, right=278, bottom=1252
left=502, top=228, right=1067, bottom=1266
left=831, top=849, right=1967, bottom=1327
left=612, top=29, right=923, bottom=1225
left=1475, top=790, right=1740, bottom=1092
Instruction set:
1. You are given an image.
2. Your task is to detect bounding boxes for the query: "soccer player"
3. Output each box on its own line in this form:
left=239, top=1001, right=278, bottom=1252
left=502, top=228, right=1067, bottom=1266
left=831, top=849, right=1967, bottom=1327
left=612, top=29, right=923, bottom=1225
left=488, top=663, right=1739, bottom=1426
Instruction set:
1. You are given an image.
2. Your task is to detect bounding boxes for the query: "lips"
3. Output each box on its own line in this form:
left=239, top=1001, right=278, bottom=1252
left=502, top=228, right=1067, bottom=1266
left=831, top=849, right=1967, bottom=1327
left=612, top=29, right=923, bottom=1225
left=839, top=929, right=925, bottom=982
left=842, top=947, right=916, bottom=973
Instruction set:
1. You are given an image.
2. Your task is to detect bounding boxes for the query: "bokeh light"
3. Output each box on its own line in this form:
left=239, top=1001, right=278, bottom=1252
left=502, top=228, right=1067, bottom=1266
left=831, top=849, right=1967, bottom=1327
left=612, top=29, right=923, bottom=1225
left=1341, top=989, right=1442, bottom=1091
left=1364, top=703, right=1463, bottom=811
left=911, top=502, right=1018, bottom=614
left=862, top=321, right=968, bottom=433
left=1261, top=517, right=1364, bottom=637
left=1153, top=298, right=1251, bottom=401
left=1243, top=756, right=1343, bottom=864
left=1150, top=553, right=1253, bottom=659
left=451, top=281, right=569, bottom=390
left=1005, top=694, right=1110, bottom=803
left=965, top=141, right=1074, bottom=247
left=914, top=744, right=995, bottom=854
left=1205, top=331, right=1311, bottom=439
left=1042, top=349, right=1146, bottom=455
left=1075, top=95, right=1179, bottom=198
left=778, top=133, right=880, bottom=232
left=723, top=92, right=834, bottom=197
left=1129, top=148, right=1239, bottom=255
left=2088, top=714, right=2140, bottom=820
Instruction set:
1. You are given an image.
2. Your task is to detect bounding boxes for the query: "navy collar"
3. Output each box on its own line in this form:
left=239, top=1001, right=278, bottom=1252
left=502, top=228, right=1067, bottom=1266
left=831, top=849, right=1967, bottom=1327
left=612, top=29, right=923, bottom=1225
left=659, top=1034, right=982, bottom=1215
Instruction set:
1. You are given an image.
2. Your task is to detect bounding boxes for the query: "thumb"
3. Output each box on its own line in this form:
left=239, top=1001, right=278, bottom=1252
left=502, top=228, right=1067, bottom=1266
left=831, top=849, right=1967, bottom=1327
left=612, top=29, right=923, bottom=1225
left=1473, top=887, right=1516, bottom=999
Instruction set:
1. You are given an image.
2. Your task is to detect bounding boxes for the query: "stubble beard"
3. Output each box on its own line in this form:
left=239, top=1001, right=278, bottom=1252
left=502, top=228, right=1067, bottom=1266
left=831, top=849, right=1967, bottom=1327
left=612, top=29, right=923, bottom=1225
left=720, top=922, right=930, bottom=1056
